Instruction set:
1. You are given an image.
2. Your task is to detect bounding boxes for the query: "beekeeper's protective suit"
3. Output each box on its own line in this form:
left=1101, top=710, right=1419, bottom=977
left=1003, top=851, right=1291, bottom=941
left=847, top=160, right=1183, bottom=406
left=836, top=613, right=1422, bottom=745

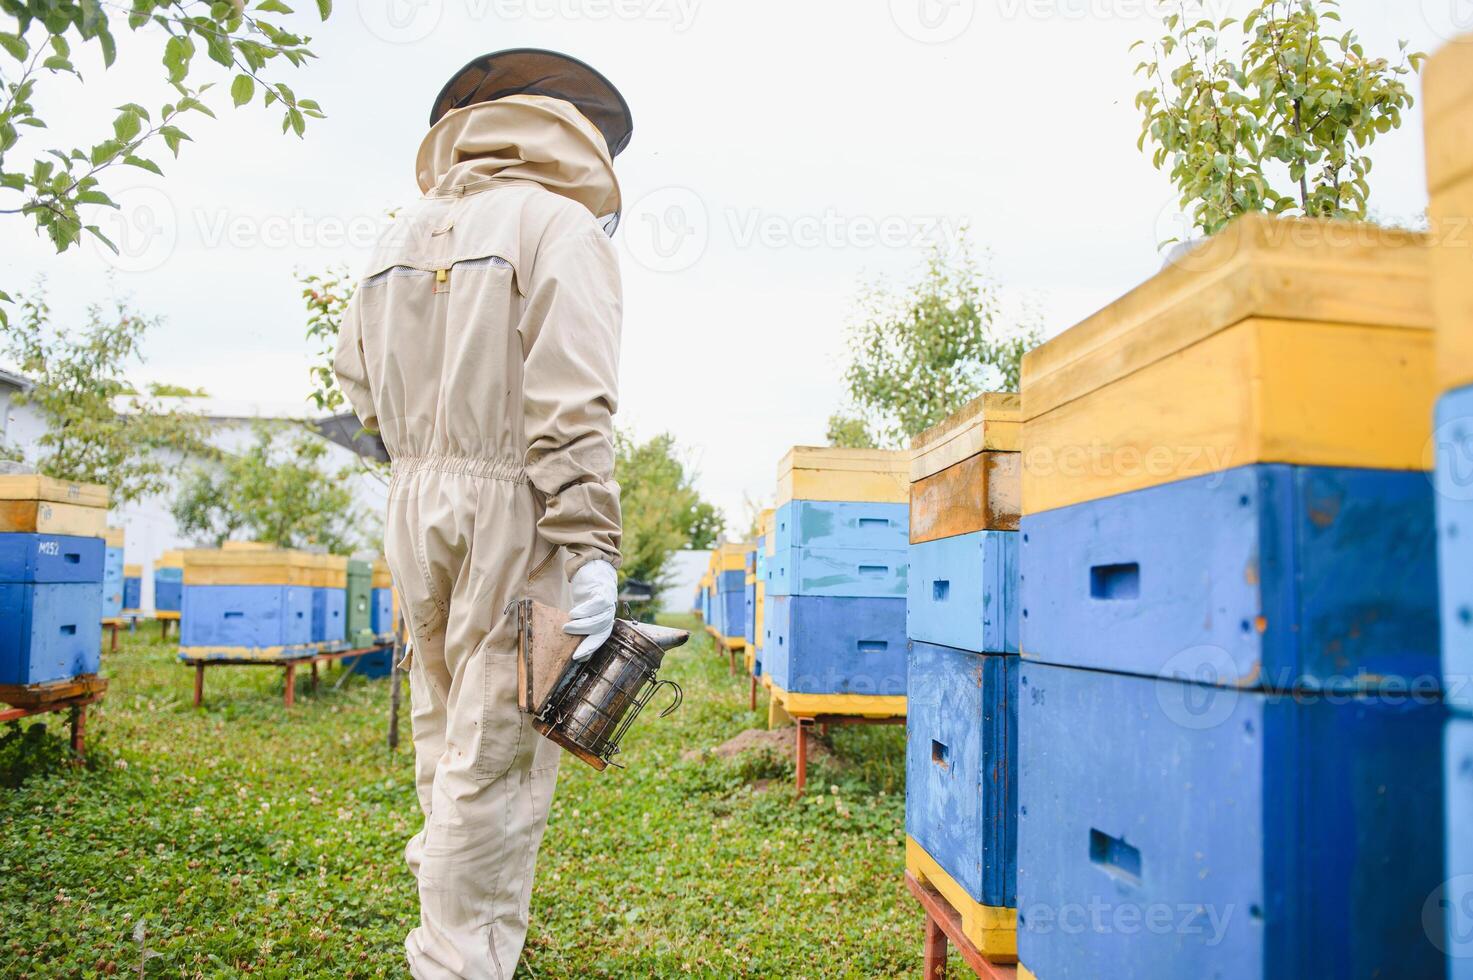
left=333, top=50, right=631, bottom=979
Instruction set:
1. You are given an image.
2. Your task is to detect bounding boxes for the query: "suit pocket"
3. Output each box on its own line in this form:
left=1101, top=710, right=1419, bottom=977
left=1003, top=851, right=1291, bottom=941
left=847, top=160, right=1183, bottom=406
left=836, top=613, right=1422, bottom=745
left=473, top=647, right=529, bottom=785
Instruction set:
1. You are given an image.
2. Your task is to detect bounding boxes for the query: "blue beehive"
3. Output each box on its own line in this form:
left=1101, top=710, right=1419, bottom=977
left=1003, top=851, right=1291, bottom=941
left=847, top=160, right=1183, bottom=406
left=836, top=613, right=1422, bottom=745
left=1017, top=660, right=1446, bottom=979
left=717, top=567, right=745, bottom=641
left=371, top=589, right=393, bottom=634
left=762, top=594, right=906, bottom=695
left=102, top=534, right=125, bottom=622
left=1437, top=385, right=1473, bottom=712
left=155, top=551, right=183, bottom=613
left=906, top=641, right=1017, bottom=908
left=1446, top=715, right=1473, bottom=978
left=907, top=531, right=1019, bottom=655
left=0, top=533, right=106, bottom=685
left=179, top=550, right=316, bottom=658
left=1021, top=464, right=1440, bottom=693
left=122, top=564, right=142, bottom=612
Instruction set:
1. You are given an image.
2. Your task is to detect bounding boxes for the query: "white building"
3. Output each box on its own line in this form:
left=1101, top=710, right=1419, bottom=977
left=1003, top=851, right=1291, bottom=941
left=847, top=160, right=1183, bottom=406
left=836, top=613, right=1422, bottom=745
left=0, top=374, right=389, bottom=612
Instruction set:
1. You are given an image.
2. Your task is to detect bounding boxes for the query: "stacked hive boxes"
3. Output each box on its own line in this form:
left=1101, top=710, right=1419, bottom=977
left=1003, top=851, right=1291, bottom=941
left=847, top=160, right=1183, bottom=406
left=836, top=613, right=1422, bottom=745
left=310, top=554, right=348, bottom=649
left=743, top=544, right=758, bottom=665
left=154, top=551, right=184, bottom=616
left=903, top=394, right=1022, bottom=964
left=102, top=526, right=125, bottom=622
left=345, top=559, right=374, bottom=649
left=181, top=548, right=315, bottom=660
left=122, top=564, right=142, bottom=616
left=1426, top=40, right=1473, bottom=975
left=763, top=447, right=909, bottom=701
left=371, top=560, right=394, bottom=635
left=713, top=542, right=748, bottom=651
left=749, top=509, right=774, bottom=679
left=0, top=476, right=108, bottom=685
left=1016, top=215, right=1446, bottom=978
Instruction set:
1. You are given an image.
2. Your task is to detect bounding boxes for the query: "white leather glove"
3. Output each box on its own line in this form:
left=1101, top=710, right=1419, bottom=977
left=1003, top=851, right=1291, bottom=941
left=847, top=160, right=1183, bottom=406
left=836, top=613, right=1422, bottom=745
left=564, top=559, right=617, bottom=662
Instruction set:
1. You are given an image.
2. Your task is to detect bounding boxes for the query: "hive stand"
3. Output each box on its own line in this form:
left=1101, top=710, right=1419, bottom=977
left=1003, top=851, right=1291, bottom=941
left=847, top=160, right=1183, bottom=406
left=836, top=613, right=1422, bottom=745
left=0, top=675, right=108, bottom=763
left=156, top=610, right=180, bottom=641
left=906, top=871, right=1017, bottom=980
left=184, top=641, right=397, bottom=709
left=767, top=687, right=905, bottom=795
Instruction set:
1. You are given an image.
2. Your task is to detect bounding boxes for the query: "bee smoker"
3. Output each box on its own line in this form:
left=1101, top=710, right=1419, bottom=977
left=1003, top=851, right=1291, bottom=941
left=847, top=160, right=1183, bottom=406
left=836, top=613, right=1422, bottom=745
left=511, top=599, right=685, bottom=771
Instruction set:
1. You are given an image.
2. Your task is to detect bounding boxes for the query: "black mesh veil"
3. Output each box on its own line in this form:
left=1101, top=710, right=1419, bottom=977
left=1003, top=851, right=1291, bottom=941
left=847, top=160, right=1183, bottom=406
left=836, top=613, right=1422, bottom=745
left=429, top=48, right=633, bottom=158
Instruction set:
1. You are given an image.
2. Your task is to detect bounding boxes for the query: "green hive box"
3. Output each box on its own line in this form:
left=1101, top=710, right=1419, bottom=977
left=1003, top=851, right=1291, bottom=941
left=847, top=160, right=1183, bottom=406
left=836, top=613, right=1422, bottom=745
left=346, top=559, right=374, bottom=646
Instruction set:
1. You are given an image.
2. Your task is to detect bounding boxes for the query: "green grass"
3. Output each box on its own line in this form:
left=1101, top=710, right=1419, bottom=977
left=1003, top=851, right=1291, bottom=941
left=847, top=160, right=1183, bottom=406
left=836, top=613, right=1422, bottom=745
left=0, top=616, right=953, bottom=978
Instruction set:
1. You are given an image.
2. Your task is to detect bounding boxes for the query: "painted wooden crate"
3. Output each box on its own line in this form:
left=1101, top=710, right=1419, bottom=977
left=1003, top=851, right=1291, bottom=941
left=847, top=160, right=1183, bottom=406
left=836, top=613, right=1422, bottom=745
left=102, top=545, right=125, bottom=621
left=0, top=475, right=109, bottom=537
left=1425, top=37, right=1473, bottom=393
left=1020, top=464, right=1438, bottom=693
left=0, top=533, right=106, bottom=685
left=907, top=531, right=1018, bottom=655
left=771, top=500, right=909, bottom=552
left=765, top=546, right=907, bottom=599
left=155, top=568, right=183, bottom=613
left=1019, top=214, right=1434, bottom=516
left=1016, top=661, right=1446, bottom=980
left=345, top=648, right=394, bottom=679
left=910, top=392, right=1022, bottom=542
left=744, top=578, right=757, bottom=646
left=181, top=584, right=314, bottom=652
left=312, top=588, right=347, bottom=645
left=762, top=595, right=906, bottom=696
left=122, top=564, right=142, bottom=613
left=719, top=588, right=745, bottom=645
left=371, top=589, right=394, bottom=634
left=905, top=641, right=1018, bottom=960
left=0, top=583, right=105, bottom=685
left=345, top=559, right=374, bottom=646
left=1445, top=713, right=1473, bottom=979
left=776, top=446, right=909, bottom=506
left=1438, top=385, right=1473, bottom=712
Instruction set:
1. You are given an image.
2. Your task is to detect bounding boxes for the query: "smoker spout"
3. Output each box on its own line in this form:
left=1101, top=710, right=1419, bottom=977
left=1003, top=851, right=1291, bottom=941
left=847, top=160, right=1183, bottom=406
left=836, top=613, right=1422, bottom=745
left=630, top=622, right=690, bottom=651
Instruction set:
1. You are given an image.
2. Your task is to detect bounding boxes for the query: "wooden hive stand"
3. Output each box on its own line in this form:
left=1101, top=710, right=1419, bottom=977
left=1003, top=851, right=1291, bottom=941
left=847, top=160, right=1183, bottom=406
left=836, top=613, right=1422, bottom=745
left=0, top=674, right=108, bottom=763
left=906, top=871, right=1018, bottom=980
left=766, top=684, right=905, bottom=795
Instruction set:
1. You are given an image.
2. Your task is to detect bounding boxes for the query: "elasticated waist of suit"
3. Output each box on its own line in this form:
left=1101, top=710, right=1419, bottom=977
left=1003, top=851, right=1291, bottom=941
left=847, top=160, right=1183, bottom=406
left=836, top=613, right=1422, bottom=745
left=390, top=455, right=530, bottom=484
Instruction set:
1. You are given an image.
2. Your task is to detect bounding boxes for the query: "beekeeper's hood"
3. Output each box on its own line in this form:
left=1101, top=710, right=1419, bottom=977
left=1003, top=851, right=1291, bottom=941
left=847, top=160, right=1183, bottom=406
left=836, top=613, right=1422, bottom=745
left=419, top=48, right=630, bottom=233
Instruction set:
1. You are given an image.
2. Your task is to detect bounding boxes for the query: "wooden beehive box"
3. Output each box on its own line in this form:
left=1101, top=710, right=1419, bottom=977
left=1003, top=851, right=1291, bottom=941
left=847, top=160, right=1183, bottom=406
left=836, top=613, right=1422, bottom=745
left=1020, top=213, right=1435, bottom=515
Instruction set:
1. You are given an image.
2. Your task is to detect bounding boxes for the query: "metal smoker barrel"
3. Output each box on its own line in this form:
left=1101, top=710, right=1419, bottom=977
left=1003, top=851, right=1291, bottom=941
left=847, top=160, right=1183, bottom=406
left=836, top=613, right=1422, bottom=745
left=534, top=619, right=683, bottom=770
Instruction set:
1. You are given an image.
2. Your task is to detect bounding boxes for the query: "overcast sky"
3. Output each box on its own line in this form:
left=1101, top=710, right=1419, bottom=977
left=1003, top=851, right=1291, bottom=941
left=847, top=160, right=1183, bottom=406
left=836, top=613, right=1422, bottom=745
left=3, top=0, right=1466, bottom=530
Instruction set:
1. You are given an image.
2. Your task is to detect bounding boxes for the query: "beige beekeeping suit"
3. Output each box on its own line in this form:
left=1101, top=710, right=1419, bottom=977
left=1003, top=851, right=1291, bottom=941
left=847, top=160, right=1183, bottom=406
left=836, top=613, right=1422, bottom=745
left=333, top=94, right=623, bottom=979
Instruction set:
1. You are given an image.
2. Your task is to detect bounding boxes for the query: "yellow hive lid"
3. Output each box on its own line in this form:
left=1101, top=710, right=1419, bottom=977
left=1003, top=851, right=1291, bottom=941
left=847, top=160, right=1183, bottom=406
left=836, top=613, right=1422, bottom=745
left=758, top=508, right=775, bottom=538
left=776, top=446, right=910, bottom=505
left=0, top=475, right=109, bottom=509
left=313, top=553, right=348, bottom=588
left=104, top=526, right=126, bottom=548
left=183, top=548, right=317, bottom=586
left=909, top=393, right=1021, bottom=482
left=1020, top=214, right=1432, bottom=423
left=157, top=550, right=185, bottom=569
left=221, top=540, right=277, bottom=552
left=371, top=557, right=392, bottom=589
left=123, top=563, right=142, bottom=577
left=716, top=542, right=749, bottom=572
left=1425, top=38, right=1473, bottom=195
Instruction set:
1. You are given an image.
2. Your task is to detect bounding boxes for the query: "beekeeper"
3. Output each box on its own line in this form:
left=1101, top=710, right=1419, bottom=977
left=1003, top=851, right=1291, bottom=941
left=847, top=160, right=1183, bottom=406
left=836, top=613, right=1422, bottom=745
left=333, top=49, right=630, bottom=979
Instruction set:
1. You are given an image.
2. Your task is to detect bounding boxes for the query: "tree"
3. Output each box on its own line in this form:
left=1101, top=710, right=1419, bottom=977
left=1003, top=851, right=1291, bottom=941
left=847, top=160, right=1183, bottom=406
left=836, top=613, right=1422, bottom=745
left=172, top=421, right=365, bottom=551
left=834, top=234, right=1038, bottom=450
left=1134, top=0, right=1423, bottom=240
left=301, top=265, right=354, bottom=414
left=614, top=430, right=724, bottom=595
left=1, top=287, right=207, bottom=503
left=0, top=0, right=330, bottom=272
left=825, top=414, right=877, bottom=450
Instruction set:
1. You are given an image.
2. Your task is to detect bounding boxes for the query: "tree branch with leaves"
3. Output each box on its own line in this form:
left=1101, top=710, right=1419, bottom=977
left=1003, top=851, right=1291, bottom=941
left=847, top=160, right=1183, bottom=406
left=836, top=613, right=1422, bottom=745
left=0, top=0, right=331, bottom=281
left=1134, top=0, right=1423, bottom=240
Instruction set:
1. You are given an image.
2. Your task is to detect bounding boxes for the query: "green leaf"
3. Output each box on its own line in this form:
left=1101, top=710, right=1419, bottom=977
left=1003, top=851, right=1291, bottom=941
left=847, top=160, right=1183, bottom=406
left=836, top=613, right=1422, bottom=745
left=0, top=33, right=27, bottom=60
left=122, top=154, right=163, bottom=176
left=231, top=73, right=255, bottom=107
left=316, top=0, right=332, bottom=17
